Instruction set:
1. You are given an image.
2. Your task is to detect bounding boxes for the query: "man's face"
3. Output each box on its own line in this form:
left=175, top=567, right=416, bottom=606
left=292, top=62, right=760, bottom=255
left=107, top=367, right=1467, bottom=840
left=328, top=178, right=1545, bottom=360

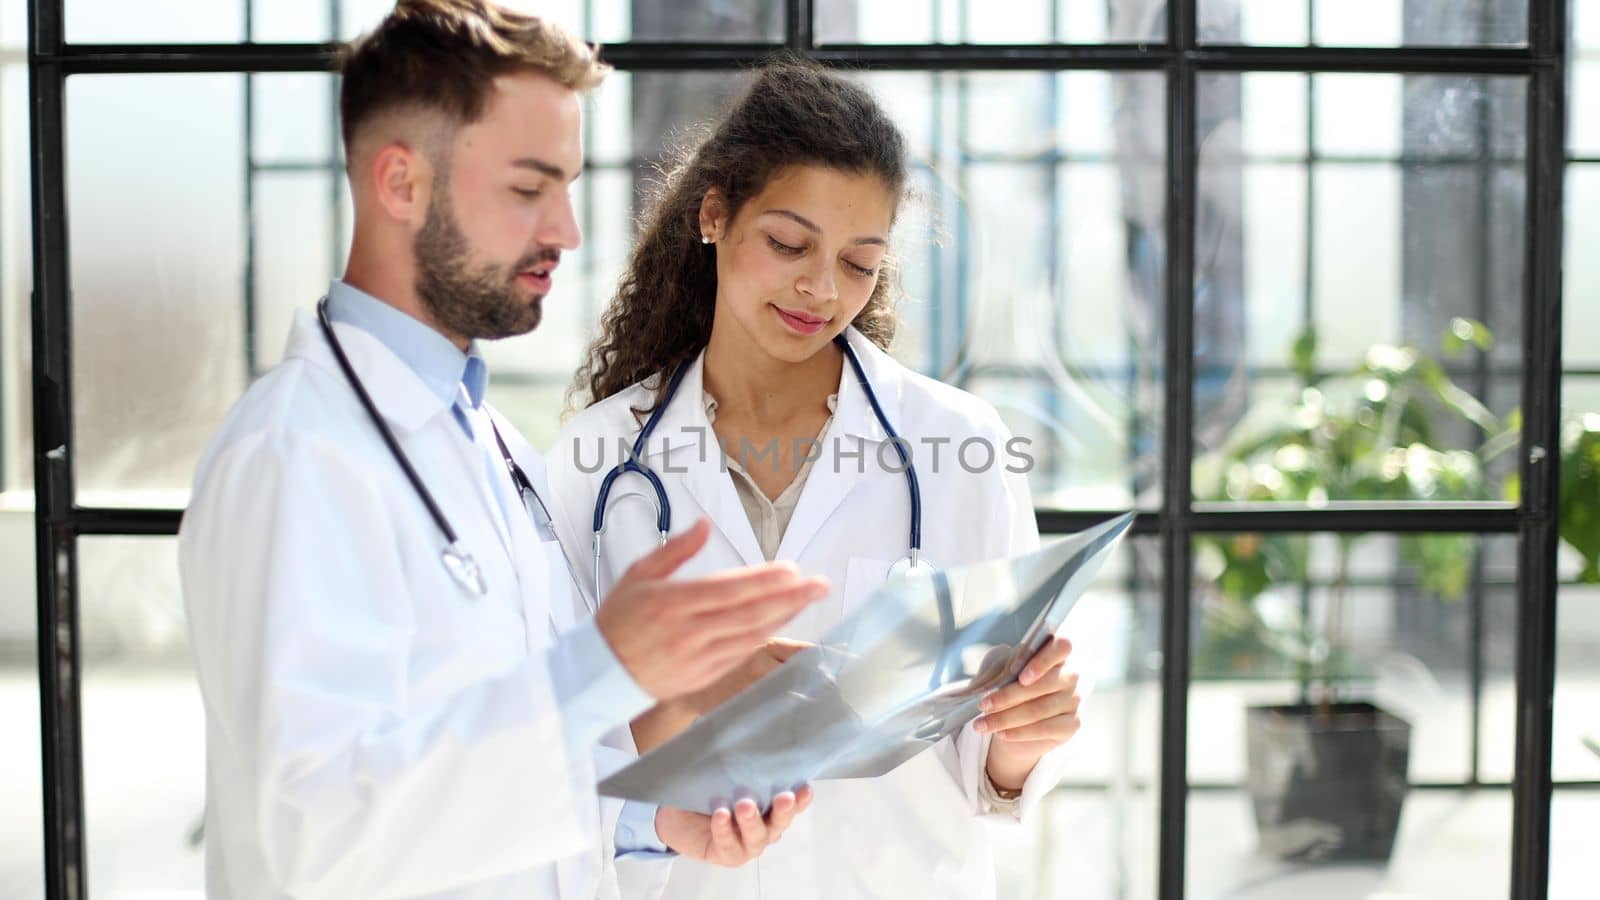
left=415, top=72, right=584, bottom=342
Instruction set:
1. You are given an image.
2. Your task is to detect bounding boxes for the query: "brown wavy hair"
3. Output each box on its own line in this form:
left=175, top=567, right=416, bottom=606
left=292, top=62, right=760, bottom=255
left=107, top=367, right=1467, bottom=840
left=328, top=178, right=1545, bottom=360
left=572, top=58, right=909, bottom=410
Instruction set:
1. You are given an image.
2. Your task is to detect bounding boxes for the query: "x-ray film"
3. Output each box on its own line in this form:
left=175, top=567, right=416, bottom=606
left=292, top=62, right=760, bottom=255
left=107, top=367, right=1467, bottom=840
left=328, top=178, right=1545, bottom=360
left=598, top=512, right=1136, bottom=813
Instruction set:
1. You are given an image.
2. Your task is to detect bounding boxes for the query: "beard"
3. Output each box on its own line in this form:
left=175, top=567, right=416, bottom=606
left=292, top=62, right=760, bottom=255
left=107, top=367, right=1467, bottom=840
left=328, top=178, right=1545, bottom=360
left=414, top=182, right=556, bottom=341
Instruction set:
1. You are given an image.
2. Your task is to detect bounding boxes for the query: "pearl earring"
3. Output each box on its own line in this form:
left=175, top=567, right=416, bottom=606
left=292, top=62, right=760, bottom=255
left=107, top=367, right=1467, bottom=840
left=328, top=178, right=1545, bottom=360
left=701, top=234, right=714, bottom=244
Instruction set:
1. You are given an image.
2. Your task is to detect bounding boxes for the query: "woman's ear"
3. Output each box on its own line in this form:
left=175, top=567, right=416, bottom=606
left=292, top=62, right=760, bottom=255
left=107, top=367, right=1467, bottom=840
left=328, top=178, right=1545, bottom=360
left=697, top=188, right=728, bottom=243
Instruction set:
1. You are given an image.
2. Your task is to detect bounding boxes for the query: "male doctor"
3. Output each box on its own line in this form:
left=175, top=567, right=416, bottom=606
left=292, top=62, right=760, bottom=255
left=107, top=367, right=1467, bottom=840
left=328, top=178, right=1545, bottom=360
left=178, top=2, right=825, bottom=898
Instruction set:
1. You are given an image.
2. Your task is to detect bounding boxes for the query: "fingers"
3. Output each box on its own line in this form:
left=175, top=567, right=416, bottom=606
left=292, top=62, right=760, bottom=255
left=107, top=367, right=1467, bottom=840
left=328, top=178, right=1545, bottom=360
left=709, top=806, right=741, bottom=861
left=732, top=799, right=768, bottom=856
left=764, top=791, right=798, bottom=843
left=702, top=789, right=813, bottom=866
left=660, top=562, right=817, bottom=614
left=981, top=669, right=1080, bottom=717
left=622, top=518, right=711, bottom=581
left=1018, top=636, right=1072, bottom=687
left=764, top=638, right=815, bottom=662
left=989, top=711, right=1083, bottom=744
left=975, top=683, right=1081, bottom=735
left=691, top=579, right=829, bottom=642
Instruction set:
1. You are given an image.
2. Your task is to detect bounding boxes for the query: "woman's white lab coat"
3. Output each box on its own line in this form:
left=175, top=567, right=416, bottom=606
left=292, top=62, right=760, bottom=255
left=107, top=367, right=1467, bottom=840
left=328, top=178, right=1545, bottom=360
left=179, top=309, right=643, bottom=900
left=545, top=327, right=1072, bottom=900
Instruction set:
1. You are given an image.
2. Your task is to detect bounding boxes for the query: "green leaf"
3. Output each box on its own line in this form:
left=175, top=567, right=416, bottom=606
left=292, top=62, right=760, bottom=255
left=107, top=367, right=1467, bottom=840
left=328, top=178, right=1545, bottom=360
left=1560, top=415, right=1600, bottom=583
left=1292, top=330, right=1318, bottom=384
left=1442, top=317, right=1494, bottom=357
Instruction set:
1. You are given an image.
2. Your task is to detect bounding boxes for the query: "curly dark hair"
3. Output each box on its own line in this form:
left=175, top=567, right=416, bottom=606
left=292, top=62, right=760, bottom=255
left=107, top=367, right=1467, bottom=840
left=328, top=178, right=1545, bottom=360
left=572, top=57, right=909, bottom=410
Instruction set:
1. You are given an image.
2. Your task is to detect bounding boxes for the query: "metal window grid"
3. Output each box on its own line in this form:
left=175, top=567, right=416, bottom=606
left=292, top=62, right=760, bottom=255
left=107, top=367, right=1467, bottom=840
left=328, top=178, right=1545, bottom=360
left=24, top=1, right=1569, bottom=898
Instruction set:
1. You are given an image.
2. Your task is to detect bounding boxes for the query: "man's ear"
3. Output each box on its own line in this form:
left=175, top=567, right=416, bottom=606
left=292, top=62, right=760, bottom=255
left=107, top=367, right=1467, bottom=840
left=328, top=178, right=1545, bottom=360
left=697, top=188, right=729, bottom=243
left=368, top=141, right=435, bottom=227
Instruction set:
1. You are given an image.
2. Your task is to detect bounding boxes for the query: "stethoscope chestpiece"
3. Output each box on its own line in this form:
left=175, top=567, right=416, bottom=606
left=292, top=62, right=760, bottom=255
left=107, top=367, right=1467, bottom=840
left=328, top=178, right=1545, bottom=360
left=886, top=555, right=935, bottom=580
left=442, top=542, right=487, bottom=597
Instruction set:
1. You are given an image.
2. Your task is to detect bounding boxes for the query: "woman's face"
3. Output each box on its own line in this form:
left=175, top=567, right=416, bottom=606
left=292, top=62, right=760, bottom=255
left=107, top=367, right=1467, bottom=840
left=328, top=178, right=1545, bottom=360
left=701, top=165, right=895, bottom=364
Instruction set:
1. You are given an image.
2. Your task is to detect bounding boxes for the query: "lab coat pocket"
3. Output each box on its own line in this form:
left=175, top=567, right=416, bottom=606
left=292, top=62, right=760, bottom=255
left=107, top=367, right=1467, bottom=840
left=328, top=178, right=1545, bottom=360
left=840, top=556, right=896, bottom=623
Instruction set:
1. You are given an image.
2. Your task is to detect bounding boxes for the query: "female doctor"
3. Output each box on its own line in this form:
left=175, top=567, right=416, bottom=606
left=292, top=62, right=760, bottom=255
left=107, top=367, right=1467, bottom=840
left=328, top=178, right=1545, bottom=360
left=545, top=61, right=1083, bottom=900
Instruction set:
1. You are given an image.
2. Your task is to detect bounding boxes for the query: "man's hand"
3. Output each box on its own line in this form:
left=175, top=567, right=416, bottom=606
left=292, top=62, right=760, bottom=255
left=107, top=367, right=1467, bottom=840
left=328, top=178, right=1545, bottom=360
left=655, top=789, right=814, bottom=867
left=686, top=638, right=813, bottom=714
left=632, top=638, right=814, bottom=754
left=975, top=636, right=1082, bottom=792
left=596, top=519, right=828, bottom=701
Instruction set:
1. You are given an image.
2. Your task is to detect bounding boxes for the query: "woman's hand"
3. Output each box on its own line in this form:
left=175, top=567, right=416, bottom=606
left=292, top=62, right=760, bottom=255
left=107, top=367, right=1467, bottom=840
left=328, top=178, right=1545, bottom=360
left=655, top=789, right=814, bottom=867
left=975, top=636, right=1082, bottom=792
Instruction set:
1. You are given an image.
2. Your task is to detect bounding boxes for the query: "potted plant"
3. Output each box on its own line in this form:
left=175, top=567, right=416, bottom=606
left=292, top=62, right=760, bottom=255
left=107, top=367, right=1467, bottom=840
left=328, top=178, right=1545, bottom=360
left=1192, top=319, right=1503, bottom=861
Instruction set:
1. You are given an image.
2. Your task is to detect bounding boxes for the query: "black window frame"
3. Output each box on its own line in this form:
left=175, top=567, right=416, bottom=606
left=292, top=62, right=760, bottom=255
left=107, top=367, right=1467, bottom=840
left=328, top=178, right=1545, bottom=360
left=25, top=1, right=1569, bottom=898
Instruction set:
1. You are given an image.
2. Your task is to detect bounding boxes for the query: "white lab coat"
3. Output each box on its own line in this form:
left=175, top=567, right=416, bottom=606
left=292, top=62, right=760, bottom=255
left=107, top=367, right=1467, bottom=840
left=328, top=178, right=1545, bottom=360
left=545, top=328, right=1072, bottom=900
left=179, top=309, right=645, bottom=900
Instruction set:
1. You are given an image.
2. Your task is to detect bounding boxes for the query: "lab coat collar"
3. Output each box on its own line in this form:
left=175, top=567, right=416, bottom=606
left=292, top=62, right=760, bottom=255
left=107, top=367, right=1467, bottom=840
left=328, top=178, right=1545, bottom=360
left=772, top=329, right=907, bottom=562
left=282, top=308, right=453, bottom=435
left=636, top=326, right=903, bottom=458
left=830, top=326, right=904, bottom=444
left=628, top=327, right=906, bottom=567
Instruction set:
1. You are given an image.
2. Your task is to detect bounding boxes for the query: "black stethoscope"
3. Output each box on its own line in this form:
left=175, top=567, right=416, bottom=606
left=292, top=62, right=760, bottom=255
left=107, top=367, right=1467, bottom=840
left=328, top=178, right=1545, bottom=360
left=317, top=297, right=562, bottom=598
left=590, top=332, right=928, bottom=594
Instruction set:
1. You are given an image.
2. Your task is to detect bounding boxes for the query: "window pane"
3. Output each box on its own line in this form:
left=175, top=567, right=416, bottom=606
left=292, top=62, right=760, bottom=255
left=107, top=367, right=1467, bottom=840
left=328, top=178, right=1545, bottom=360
left=1567, top=167, right=1600, bottom=368
left=68, top=75, right=247, bottom=507
left=1578, top=68, right=1598, bottom=164
left=1556, top=375, right=1600, bottom=783
left=991, top=537, right=1161, bottom=900
left=1555, top=589, right=1600, bottom=782
left=251, top=73, right=337, bottom=166
left=1194, top=74, right=1526, bottom=505
left=66, top=0, right=243, bottom=43
left=344, top=0, right=778, bottom=44
left=816, top=0, right=1166, bottom=44
left=1551, top=790, right=1600, bottom=898
left=1200, top=0, right=1527, bottom=47
left=1189, top=533, right=1517, bottom=893
left=79, top=537, right=204, bottom=898
left=251, top=0, right=334, bottom=42
left=0, top=517, right=41, bottom=900
left=2, top=61, right=31, bottom=498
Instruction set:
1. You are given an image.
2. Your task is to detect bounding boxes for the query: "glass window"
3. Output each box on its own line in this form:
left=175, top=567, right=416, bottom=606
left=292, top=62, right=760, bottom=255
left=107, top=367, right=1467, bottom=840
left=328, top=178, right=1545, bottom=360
left=0, top=529, right=41, bottom=900
left=341, top=0, right=778, bottom=45
left=65, top=0, right=246, bottom=44
left=2, top=60, right=30, bottom=500
left=58, top=69, right=755, bottom=506
left=1567, top=166, right=1600, bottom=368
left=1189, top=532, right=1517, bottom=893
left=1551, top=790, right=1600, bottom=899
left=67, top=75, right=250, bottom=508
left=990, top=537, right=1162, bottom=900
left=78, top=536, right=204, bottom=898
left=879, top=71, right=1167, bottom=511
left=1200, top=0, right=1528, bottom=47
left=64, top=0, right=783, bottom=45
left=1194, top=73, right=1526, bottom=505
left=816, top=0, right=1165, bottom=44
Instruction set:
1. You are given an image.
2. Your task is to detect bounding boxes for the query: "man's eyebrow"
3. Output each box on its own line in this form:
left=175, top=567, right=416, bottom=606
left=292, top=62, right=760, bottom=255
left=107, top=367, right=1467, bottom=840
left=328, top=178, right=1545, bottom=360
left=511, top=158, right=580, bottom=183
left=762, top=209, right=888, bottom=247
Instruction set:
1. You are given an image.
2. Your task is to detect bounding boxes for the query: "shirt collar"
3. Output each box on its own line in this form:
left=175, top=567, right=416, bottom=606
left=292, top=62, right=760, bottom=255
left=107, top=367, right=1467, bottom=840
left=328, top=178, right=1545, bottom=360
left=702, top=390, right=838, bottom=424
left=324, top=280, right=488, bottom=410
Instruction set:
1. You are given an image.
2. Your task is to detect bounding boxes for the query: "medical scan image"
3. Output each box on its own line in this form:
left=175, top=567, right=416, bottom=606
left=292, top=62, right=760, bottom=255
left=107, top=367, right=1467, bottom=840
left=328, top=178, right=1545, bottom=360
left=599, top=512, right=1136, bottom=813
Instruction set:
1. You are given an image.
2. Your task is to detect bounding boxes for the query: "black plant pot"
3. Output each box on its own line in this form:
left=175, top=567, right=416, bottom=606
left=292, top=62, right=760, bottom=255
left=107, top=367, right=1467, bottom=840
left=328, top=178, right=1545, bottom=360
left=1244, top=701, right=1412, bottom=862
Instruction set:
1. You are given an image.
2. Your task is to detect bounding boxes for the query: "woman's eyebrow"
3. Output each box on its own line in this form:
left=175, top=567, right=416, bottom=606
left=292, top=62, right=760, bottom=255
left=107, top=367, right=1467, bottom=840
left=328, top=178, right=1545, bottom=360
left=762, top=209, right=887, bottom=247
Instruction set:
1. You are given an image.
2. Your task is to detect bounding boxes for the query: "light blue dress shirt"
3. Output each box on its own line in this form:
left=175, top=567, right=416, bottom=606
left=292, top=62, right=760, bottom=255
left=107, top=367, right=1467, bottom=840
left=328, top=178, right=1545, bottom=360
left=325, top=281, right=671, bottom=858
